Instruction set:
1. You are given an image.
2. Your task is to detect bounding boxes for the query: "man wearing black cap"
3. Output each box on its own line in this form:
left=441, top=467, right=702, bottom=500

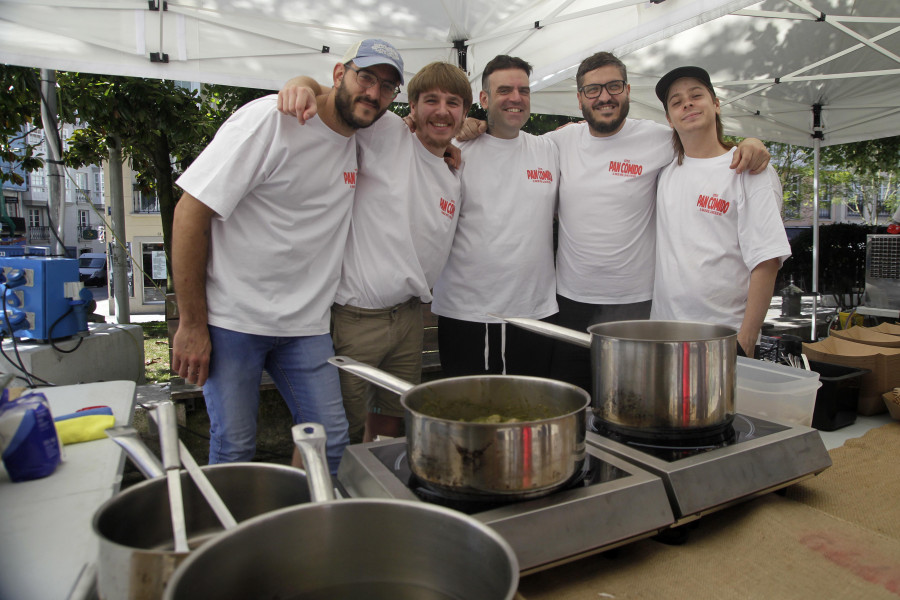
left=171, top=38, right=404, bottom=472
left=651, top=66, right=791, bottom=358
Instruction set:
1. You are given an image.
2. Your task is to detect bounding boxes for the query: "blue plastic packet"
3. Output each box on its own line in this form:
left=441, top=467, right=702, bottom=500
left=0, top=391, right=62, bottom=482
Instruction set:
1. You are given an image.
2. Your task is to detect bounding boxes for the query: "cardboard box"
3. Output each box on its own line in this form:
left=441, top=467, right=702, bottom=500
left=830, top=326, right=900, bottom=348
left=802, top=336, right=900, bottom=416
left=884, top=390, right=900, bottom=420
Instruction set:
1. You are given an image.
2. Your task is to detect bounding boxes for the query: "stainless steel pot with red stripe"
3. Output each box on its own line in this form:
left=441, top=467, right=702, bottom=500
left=501, top=318, right=737, bottom=439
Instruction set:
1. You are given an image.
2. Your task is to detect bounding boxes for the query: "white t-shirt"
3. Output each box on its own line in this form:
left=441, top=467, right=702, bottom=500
left=431, top=133, right=559, bottom=323
left=176, top=95, right=357, bottom=336
left=335, top=112, right=462, bottom=308
left=650, top=148, right=791, bottom=330
left=547, top=119, right=674, bottom=304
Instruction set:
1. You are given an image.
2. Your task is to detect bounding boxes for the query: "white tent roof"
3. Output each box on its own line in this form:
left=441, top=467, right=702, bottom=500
left=1, top=0, right=898, bottom=146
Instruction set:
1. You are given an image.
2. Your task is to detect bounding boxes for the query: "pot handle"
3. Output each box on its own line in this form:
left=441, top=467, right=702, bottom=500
left=291, top=423, right=335, bottom=503
left=495, top=316, right=592, bottom=349
left=105, top=426, right=165, bottom=479
left=328, top=356, right=416, bottom=395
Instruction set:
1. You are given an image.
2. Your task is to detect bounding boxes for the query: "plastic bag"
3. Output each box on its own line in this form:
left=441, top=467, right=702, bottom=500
left=0, top=391, right=61, bottom=482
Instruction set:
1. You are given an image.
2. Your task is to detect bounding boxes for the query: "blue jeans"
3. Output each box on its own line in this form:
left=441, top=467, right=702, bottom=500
left=203, top=326, right=349, bottom=474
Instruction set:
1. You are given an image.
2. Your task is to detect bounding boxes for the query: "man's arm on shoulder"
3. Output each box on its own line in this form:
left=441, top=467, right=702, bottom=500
left=277, top=76, right=328, bottom=124
left=731, top=138, right=771, bottom=175
left=171, top=192, right=216, bottom=386
left=738, top=257, right=781, bottom=358
left=455, top=117, right=487, bottom=141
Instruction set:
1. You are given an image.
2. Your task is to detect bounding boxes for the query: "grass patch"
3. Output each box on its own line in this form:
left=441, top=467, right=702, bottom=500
left=141, top=321, right=172, bottom=383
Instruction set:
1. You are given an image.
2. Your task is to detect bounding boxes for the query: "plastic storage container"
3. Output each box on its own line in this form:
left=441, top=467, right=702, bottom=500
left=736, top=357, right=821, bottom=427
left=808, top=360, right=869, bottom=431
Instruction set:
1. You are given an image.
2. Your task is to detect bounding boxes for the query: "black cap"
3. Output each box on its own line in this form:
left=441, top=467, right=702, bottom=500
left=655, top=66, right=714, bottom=105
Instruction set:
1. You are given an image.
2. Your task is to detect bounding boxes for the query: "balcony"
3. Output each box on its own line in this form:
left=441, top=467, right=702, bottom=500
left=75, top=189, right=95, bottom=204
left=28, top=226, right=51, bottom=242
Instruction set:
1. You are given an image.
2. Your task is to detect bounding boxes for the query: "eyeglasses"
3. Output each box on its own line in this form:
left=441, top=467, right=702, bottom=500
left=347, top=66, right=401, bottom=99
left=578, top=80, right=627, bottom=99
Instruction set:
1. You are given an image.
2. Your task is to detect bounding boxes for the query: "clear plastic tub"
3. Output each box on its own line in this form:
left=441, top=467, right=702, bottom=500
left=736, top=357, right=822, bottom=427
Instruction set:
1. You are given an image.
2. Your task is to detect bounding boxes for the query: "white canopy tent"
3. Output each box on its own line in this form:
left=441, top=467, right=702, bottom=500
left=2, top=0, right=898, bottom=337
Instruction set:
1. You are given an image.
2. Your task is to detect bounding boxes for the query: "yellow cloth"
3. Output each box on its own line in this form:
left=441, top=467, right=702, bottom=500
left=54, top=414, right=116, bottom=445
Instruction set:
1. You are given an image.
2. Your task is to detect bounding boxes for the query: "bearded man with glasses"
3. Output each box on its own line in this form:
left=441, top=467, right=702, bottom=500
left=172, top=39, right=404, bottom=473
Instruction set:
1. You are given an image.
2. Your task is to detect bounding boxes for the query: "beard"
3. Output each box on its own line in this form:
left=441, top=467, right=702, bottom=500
left=334, top=81, right=387, bottom=130
left=581, top=96, right=630, bottom=135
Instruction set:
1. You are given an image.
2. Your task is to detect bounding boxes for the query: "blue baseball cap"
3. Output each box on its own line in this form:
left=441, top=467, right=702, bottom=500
left=341, top=39, right=405, bottom=84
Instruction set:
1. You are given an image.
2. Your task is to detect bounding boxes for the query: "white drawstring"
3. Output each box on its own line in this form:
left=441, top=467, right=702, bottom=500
left=483, top=324, right=490, bottom=371
left=500, top=322, right=507, bottom=375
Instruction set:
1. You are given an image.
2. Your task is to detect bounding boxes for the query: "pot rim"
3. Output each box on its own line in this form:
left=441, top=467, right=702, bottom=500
left=588, top=320, right=738, bottom=343
left=162, top=498, right=520, bottom=600
left=399, top=374, right=591, bottom=425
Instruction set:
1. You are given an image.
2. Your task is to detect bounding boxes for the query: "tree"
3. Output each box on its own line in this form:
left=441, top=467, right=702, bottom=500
left=56, top=75, right=270, bottom=288
left=0, top=65, right=43, bottom=185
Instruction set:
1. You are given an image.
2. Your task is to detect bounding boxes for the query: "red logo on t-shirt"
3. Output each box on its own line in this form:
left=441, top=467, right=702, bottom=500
left=608, top=159, right=643, bottom=178
left=439, top=197, right=456, bottom=219
left=343, top=170, right=357, bottom=188
left=697, top=194, right=730, bottom=216
left=526, top=168, right=554, bottom=183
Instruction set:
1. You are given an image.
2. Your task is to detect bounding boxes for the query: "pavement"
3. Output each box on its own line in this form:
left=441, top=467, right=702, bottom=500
left=89, top=285, right=164, bottom=324
left=762, top=294, right=839, bottom=341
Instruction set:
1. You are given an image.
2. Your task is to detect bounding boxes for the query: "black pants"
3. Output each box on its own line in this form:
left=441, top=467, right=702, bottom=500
left=549, top=295, right=652, bottom=397
left=437, top=315, right=555, bottom=378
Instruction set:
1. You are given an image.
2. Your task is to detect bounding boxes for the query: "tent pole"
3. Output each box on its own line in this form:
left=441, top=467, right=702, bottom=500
left=811, top=135, right=821, bottom=341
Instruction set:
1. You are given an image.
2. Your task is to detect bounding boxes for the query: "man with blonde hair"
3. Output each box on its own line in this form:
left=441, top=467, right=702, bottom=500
left=280, top=61, right=473, bottom=442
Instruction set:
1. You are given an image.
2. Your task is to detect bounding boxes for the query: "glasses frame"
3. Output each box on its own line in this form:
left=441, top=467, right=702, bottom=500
left=578, top=80, right=627, bottom=99
left=347, top=65, right=401, bottom=99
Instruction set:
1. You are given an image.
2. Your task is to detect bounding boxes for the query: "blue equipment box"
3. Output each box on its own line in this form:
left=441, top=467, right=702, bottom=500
left=0, top=257, right=83, bottom=340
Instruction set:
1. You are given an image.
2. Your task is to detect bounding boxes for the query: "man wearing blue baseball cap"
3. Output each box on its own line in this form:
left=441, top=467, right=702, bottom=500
left=171, top=39, right=403, bottom=473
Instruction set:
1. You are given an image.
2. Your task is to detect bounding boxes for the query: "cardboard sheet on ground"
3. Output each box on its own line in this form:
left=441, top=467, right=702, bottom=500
left=518, top=423, right=900, bottom=600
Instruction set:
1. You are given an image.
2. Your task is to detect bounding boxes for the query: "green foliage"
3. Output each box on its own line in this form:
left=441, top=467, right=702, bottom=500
left=778, top=223, right=888, bottom=309
left=0, top=65, right=44, bottom=184
left=766, top=137, right=899, bottom=224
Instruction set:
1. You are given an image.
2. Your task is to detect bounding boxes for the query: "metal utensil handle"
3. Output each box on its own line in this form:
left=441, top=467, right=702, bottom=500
left=157, top=401, right=189, bottom=553
left=178, top=440, right=238, bottom=530
left=328, top=356, right=416, bottom=395
left=495, top=316, right=592, bottom=348
left=291, top=423, right=335, bottom=503
left=105, top=426, right=165, bottom=479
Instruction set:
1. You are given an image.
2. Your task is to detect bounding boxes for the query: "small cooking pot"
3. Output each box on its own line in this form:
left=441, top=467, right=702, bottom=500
left=163, top=424, right=519, bottom=600
left=329, top=356, right=590, bottom=500
left=501, top=318, right=737, bottom=439
left=93, top=463, right=314, bottom=600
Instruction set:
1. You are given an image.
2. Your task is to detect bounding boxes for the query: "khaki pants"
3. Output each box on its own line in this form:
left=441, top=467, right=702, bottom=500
left=331, top=298, right=423, bottom=444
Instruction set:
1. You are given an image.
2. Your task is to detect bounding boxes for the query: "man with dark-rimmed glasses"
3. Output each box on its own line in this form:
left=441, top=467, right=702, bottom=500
left=546, top=51, right=771, bottom=396
left=171, top=38, right=404, bottom=473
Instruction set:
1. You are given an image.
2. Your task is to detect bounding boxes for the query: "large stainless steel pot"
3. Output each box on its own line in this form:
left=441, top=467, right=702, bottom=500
left=163, top=423, right=519, bottom=600
left=329, top=356, right=590, bottom=499
left=93, top=463, right=314, bottom=600
left=502, top=318, right=737, bottom=439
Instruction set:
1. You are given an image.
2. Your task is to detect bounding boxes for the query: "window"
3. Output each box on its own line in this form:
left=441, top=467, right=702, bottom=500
left=76, top=172, right=88, bottom=189
left=94, top=172, right=104, bottom=196
left=818, top=200, right=831, bottom=219
left=79, top=210, right=90, bottom=228
left=30, top=171, right=46, bottom=188
left=28, top=209, right=41, bottom=228
left=141, top=242, right=167, bottom=303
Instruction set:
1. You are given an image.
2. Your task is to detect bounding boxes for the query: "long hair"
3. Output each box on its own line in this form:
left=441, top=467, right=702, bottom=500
left=667, top=88, right=735, bottom=165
